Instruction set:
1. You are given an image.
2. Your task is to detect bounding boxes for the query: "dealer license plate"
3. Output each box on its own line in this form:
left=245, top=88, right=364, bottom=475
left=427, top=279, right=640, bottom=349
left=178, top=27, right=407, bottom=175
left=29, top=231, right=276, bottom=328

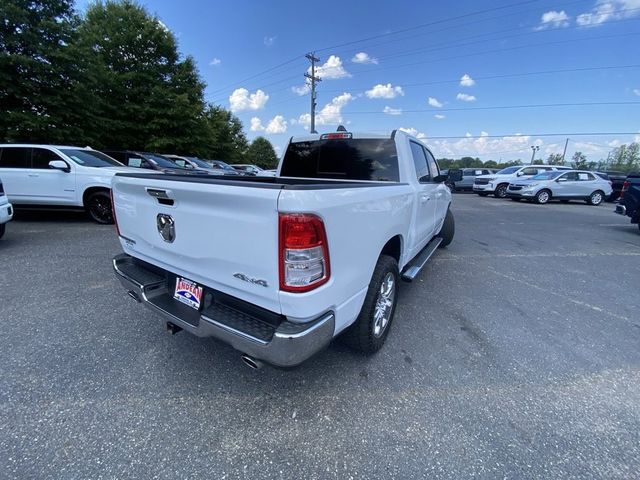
left=173, top=277, right=203, bottom=310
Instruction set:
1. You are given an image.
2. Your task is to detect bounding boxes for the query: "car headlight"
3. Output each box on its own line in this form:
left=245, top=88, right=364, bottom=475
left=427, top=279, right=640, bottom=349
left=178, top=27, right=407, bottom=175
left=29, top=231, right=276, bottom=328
left=524, top=183, right=539, bottom=190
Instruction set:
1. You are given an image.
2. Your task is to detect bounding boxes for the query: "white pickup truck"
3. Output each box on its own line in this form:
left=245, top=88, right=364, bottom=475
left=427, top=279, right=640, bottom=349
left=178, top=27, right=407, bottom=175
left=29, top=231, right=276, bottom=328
left=112, top=130, right=459, bottom=368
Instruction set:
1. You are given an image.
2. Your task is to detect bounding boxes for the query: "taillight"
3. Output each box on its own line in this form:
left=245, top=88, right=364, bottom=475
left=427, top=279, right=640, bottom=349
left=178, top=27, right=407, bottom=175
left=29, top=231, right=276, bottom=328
left=619, top=180, right=630, bottom=200
left=110, top=189, right=120, bottom=236
left=279, top=213, right=330, bottom=292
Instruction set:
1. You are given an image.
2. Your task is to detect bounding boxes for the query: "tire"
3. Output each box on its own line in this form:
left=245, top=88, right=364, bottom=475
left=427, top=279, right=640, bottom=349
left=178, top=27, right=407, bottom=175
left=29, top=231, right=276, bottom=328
left=535, top=189, right=551, bottom=204
left=494, top=183, right=508, bottom=198
left=0, top=223, right=5, bottom=239
left=437, top=209, right=455, bottom=248
left=478, top=193, right=489, bottom=197
left=343, top=255, right=399, bottom=354
left=85, top=190, right=114, bottom=224
left=588, top=190, right=604, bottom=206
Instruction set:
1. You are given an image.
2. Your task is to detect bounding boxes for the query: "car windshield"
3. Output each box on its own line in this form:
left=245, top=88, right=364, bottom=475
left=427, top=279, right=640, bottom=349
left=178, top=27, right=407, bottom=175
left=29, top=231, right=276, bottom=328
left=532, top=171, right=562, bottom=180
left=60, top=149, right=124, bottom=167
left=496, top=166, right=520, bottom=175
left=144, top=154, right=185, bottom=169
left=187, top=157, right=212, bottom=169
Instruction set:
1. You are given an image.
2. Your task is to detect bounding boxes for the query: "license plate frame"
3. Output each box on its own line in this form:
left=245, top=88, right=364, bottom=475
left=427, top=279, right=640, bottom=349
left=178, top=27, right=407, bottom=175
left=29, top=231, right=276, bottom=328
left=173, top=277, right=203, bottom=310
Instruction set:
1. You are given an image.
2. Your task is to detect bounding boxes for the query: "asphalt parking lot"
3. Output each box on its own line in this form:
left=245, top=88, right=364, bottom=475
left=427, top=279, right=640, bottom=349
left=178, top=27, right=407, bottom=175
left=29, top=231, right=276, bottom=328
left=1, top=194, right=639, bottom=479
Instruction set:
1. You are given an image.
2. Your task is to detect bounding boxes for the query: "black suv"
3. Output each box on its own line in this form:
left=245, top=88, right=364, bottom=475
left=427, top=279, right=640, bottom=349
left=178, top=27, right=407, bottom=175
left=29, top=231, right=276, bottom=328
left=615, top=173, right=640, bottom=232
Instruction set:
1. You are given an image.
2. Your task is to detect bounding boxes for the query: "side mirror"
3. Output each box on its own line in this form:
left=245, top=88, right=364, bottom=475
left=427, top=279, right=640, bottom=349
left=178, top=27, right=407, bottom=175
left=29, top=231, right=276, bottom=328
left=448, top=169, right=463, bottom=182
left=49, top=160, right=70, bottom=172
left=556, top=177, right=567, bottom=182
left=516, top=172, right=523, bottom=177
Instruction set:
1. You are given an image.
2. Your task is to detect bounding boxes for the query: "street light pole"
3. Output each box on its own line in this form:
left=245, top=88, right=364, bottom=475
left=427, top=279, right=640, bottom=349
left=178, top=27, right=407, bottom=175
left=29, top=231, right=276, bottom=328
left=530, top=145, right=540, bottom=164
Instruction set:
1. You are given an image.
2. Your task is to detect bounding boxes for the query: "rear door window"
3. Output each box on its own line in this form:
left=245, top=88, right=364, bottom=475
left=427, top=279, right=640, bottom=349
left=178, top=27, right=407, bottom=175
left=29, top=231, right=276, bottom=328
left=0, top=147, right=30, bottom=168
left=410, top=141, right=430, bottom=182
left=578, top=172, right=595, bottom=181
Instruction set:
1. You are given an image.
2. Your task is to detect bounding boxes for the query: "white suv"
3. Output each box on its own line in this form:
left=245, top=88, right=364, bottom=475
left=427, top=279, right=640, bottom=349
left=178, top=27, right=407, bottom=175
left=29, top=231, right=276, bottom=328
left=473, top=165, right=572, bottom=198
left=0, top=144, right=136, bottom=224
left=0, top=176, right=13, bottom=239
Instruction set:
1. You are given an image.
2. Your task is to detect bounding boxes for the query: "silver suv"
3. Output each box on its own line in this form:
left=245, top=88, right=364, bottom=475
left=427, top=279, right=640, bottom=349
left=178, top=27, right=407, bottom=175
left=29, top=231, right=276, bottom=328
left=506, top=170, right=613, bottom=205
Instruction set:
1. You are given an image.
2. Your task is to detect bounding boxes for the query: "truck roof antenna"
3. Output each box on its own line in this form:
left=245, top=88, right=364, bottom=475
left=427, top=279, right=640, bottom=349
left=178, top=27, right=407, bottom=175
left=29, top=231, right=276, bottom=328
left=336, top=125, right=347, bottom=132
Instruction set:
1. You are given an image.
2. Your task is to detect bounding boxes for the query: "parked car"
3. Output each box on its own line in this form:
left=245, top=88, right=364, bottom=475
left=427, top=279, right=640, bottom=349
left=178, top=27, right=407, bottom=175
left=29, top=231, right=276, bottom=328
left=506, top=170, right=612, bottom=205
left=163, top=155, right=229, bottom=175
left=102, top=150, right=207, bottom=175
left=615, top=173, right=640, bottom=232
left=474, top=165, right=572, bottom=198
left=207, top=160, right=249, bottom=175
left=0, top=176, right=13, bottom=239
left=231, top=164, right=262, bottom=175
left=450, top=168, right=496, bottom=192
left=111, top=129, right=458, bottom=368
left=258, top=169, right=277, bottom=177
left=0, top=144, right=136, bottom=224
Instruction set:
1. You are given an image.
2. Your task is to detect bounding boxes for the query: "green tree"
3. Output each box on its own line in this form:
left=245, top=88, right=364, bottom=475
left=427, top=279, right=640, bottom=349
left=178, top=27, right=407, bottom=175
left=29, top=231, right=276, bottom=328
left=607, top=142, right=640, bottom=172
left=202, top=105, right=248, bottom=161
left=546, top=153, right=564, bottom=165
left=246, top=136, right=278, bottom=169
left=0, top=0, right=82, bottom=143
left=571, top=151, right=592, bottom=170
left=76, top=0, right=206, bottom=151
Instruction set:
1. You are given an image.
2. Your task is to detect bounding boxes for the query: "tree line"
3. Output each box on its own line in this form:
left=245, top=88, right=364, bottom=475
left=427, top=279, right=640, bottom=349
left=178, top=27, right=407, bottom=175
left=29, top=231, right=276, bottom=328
left=0, top=0, right=279, bottom=168
left=438, top=144, right=640, bottom=173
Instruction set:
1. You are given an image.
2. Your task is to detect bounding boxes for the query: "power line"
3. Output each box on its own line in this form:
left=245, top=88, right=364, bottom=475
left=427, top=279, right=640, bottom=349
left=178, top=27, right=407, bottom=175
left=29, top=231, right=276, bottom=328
left=346, top=101, right=640, bottom=115
left=314, top=0, right=546, bottom=53
left=207, top=57, right=303, bottom=96
left=424, top=132, right=638, bottom=139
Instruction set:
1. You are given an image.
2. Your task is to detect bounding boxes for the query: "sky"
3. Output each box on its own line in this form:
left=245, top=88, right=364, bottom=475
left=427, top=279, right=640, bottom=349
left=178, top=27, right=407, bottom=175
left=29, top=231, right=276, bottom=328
left=77, top=0, right=640, bottom=161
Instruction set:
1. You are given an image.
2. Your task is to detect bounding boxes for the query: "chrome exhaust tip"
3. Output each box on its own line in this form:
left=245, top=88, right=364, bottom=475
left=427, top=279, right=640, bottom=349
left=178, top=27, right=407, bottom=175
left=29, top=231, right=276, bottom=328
left=241, top=354, right=263, bottom=370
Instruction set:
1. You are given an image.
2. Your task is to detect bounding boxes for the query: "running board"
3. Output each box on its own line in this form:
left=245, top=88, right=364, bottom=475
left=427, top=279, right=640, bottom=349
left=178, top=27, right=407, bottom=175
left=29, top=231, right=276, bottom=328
left=401, top=237, right=442, bottom=282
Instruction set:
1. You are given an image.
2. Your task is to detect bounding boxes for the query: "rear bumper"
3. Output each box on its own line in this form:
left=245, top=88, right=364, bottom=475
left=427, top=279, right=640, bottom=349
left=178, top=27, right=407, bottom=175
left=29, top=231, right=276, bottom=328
left=473, top=184, right=494, bottom=193
left=615, top=204, right=627, bottom=216
left=0, top=200, right=13, bottom=224
left=113, top=254, right=335, bottom=367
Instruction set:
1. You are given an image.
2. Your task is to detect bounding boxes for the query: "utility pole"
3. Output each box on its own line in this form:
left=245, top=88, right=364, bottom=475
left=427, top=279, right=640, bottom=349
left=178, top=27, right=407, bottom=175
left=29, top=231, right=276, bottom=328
left=561, top=138, right=569, bottom=164
left=530, top=145, right=540, bottom=164
left=305, top=53, right=321, bottom=134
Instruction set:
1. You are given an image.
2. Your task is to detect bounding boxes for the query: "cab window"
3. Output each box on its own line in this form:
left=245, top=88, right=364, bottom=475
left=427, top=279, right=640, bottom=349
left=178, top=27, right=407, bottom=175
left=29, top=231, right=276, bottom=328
left=32, top=148, right=64, bottom=169
left=425, top=149, right=439, bottom=178
left=410, top=141, right=430, bottom=182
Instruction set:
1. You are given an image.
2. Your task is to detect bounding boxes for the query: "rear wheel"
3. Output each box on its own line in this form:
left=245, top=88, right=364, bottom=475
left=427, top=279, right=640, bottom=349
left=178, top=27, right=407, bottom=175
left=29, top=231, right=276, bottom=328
left=437, top=209, right=455, bottom=248
left=86, top=191, right=114, bottom=224
left=588, top=190, right=604, bottom=206
left=535, top=189, right=551, bottom=204
left=494, top=183, right=508, bottom=198
left=343, top=255, right=399, bottom=354
left=0, top=223, right=5, bottom=239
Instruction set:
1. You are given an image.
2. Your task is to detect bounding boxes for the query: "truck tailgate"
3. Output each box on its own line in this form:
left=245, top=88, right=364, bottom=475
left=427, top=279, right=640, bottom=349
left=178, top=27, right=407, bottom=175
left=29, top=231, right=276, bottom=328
left=112, top=175, right=282, bottom=314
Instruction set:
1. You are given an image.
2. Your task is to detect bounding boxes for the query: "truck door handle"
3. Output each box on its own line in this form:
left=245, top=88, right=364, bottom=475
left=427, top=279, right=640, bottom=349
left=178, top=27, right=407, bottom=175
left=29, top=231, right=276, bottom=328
left=420, top=194, right=431, bottom=203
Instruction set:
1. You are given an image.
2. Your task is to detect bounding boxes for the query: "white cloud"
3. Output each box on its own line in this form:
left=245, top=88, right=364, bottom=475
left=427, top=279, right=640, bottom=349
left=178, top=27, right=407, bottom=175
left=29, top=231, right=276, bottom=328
left=428, top=97, right=443, bottom=108
left=264, top=36, right=276, bottom=46
left=209, top=58, right=221, bottom=66
left=365, top=83, right=404, bottom=99
left=434, top=114, right=446, bottom=120
left=383, top=106, right=402, bottom=115
left=312, top=55, right=351, bottom=80
left=291, top=84, right=310, bottom=96
left=577, top=0, right=640, bottom=26
left=351, top=52, right=378, bottom=64
left=633, top=88, right=640, bottom=96
left=265, top=115, right=287, bottom=134
left=250, top=117, right=264, bottom=132
left=229, top=88, right=269, bottom=112
left=298, top=93, right=354, bottom=127
left=399, top=127, right=427, bottom=139
left=429, top=133, right=535, bottom=158
left=459, top=74, right=475, bottom=87
left=456, top=93, right=476, bottom=102
left=536, top=10, right=570, bottom=30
